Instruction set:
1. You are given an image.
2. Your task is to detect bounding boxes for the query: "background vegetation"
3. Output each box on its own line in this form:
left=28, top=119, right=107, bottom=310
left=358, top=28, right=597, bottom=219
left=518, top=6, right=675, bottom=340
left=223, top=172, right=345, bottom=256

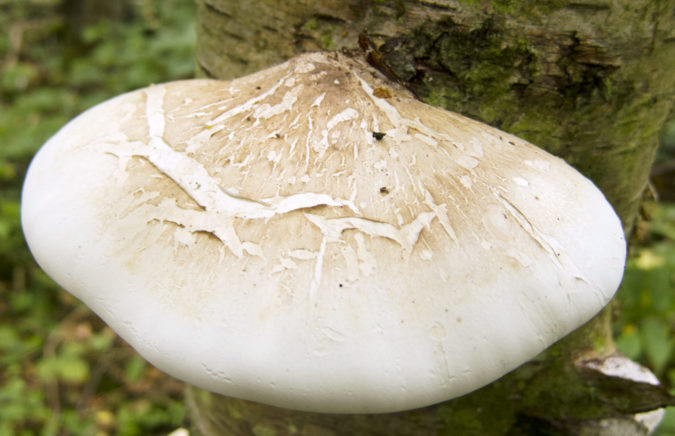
left=0, top=0, right=673, bottom=434
left=1, top=1, right=195, bottom=434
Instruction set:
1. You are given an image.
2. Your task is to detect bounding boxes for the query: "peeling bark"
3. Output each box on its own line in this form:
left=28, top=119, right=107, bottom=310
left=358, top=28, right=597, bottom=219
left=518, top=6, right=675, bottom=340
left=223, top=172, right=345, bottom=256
left=189, top=0, right=675, bottom=434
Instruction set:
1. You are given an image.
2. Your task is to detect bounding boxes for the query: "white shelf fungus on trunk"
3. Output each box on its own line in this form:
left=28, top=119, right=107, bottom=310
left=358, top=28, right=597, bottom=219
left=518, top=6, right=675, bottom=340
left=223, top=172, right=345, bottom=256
left=21, top=51, right=626, bottom=413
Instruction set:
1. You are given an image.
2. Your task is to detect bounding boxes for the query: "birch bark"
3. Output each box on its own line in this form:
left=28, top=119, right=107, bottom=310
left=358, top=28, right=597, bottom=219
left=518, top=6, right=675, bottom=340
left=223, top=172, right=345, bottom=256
left=188, top=1, right=675, bottom=434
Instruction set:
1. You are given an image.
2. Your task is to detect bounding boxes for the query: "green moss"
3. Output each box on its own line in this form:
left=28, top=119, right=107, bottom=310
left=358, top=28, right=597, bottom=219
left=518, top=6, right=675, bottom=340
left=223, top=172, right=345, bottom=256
left=380, top=0, right=668, bottom=238
left=406, top=20, right=538, bottom=128
left=227, top=403, right=244, bottom=420
left=600, top=76, right=614, bottom=100
left=417, top=73, right=464, bottom=109
left=320, top=29, right=335, bottom=49
left=453, top=0, right=566, bottom=18
left=491, top=0, right=567, bottom=18
left=454, top=0, right=480, bottom=6
left=251, top=423, right=277, bottom=436
left=301, top=18, right=318, bottom=31
left=440, top=408, right=485, bottom=433
left=507, top=111, right=565, bottom=150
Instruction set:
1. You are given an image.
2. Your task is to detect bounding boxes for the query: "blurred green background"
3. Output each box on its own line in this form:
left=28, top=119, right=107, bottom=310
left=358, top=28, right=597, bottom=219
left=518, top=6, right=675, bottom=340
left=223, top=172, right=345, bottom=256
left=1, top=1, right=194, bottom=435
left=0, top=0, right=673, bottom=435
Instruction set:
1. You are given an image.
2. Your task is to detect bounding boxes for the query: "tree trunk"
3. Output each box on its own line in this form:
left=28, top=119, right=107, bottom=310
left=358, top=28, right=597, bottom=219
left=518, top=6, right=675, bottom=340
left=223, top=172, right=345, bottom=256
left=188, top=0, right=675, bottom=434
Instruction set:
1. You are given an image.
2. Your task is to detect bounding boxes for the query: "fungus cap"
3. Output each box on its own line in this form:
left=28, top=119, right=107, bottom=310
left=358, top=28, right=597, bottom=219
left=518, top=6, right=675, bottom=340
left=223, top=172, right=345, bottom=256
left=21, top=51, right=626, bottom=413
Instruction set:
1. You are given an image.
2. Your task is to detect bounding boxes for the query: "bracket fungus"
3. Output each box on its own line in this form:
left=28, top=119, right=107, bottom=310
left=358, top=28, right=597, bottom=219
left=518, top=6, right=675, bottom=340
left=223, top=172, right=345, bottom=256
left=21, top=51, right=626, bottom=413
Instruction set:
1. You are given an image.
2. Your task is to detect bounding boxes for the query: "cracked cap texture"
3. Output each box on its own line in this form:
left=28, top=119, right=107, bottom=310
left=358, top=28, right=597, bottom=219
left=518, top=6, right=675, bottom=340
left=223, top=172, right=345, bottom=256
left=21, top=51, right=626, bottom=413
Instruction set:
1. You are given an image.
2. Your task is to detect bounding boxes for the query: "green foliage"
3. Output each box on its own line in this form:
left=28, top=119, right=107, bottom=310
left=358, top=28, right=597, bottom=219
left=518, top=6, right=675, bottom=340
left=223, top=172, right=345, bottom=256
left=0, top=0, right=195, bottom=434
left=615, top=204, right=675, bottom=377
left=614, top=202, right=675, bottom=435
left=659, top=119, right=675, bottom=162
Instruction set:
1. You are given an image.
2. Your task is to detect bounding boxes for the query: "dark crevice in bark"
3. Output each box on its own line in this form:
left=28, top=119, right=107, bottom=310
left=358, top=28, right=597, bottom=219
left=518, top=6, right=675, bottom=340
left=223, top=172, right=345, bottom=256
left=196, top=60, right=217, bottom=78
left=203, top=1, right=232, bottom=19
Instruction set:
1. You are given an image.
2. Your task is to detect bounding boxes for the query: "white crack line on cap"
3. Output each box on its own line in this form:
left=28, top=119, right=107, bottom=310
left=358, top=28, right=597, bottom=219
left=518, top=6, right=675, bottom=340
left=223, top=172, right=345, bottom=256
left=304, top=211, right=436, bottom=302
left=105, top=83, right=448, bottom=304
left=105, top=84, right=361, bottom=257
left=353, top=72, right=456, bottom=148
left=494, top=191, right=605, bottom=306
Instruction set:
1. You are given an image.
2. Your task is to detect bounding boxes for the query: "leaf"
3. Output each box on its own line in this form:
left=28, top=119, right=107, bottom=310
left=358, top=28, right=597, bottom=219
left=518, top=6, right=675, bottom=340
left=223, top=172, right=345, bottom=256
left=89, top=330, right=115, bottom=352
left=641, top=317, right=674, bottom=376
left=56, top=355, right=90, bottom=383
left=635, top=250, right=666, bottom=270
left=124, top=356, right=147, bottom=382
left=616, top=326, right=642, bottom=360
left=654, top=407, right=675, bottom=436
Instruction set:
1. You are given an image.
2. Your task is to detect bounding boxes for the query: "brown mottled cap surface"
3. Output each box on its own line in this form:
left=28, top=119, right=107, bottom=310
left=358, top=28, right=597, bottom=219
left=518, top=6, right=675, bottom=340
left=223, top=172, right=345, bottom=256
left=22, top=51, right=625, bottom=413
